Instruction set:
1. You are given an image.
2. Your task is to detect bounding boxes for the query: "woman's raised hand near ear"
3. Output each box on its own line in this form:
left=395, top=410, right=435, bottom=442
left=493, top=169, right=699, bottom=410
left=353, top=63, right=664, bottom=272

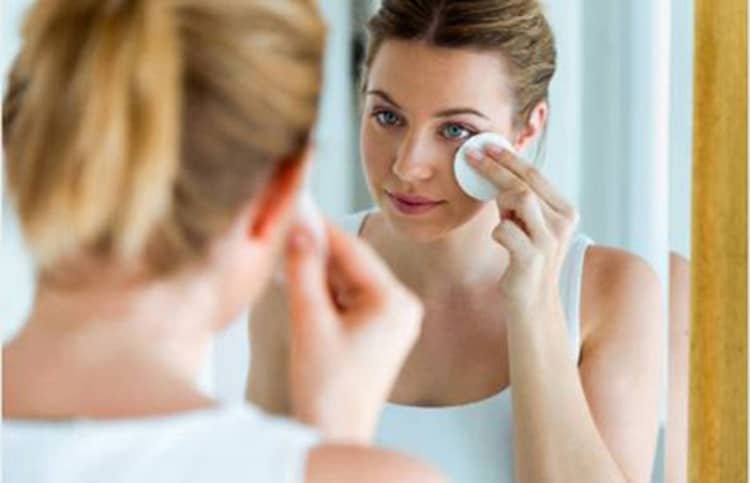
left=284, top=222, right=424, bottom=444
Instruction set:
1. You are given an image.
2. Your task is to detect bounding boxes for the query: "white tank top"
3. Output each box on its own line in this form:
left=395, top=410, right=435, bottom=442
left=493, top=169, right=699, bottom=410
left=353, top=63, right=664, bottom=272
left=338, top=209, right=593, bottom=483
left=3, top=403, right=318, bottom=483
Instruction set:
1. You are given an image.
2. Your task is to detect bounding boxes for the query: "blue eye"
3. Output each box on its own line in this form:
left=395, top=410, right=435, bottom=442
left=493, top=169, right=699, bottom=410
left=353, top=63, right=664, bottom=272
left=374, top=110, right=402, bottom=127
left=441, top=123, right=472, bottom=140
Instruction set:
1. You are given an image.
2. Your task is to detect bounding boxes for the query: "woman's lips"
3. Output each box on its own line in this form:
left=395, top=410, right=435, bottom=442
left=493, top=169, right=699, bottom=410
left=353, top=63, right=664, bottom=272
left=385, top=191, right=446, bottom=215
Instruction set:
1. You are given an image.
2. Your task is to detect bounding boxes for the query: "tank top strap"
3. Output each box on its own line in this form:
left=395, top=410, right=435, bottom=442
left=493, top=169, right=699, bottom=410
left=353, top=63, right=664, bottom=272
left=559, top=232, right=594, bottom=363
left=336, top=208, right=376, bottom=237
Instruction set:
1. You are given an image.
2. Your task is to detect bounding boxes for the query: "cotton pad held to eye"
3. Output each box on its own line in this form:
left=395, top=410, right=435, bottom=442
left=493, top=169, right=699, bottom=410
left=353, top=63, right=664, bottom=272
left=453, top=132, right=516, bottom=201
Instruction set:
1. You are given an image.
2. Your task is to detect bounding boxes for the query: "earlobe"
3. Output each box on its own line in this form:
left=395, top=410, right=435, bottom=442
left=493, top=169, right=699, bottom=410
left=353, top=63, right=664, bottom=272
left=513, top=102, right=549, bottom=153
left=248, top=145, right=312, bottom=241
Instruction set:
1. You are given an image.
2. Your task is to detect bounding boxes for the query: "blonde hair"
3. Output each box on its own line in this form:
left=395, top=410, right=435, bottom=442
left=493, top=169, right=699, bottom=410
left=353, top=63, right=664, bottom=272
left=362, top=0, right=556, bottom=130
left=3, top=0, right=325, bottom=277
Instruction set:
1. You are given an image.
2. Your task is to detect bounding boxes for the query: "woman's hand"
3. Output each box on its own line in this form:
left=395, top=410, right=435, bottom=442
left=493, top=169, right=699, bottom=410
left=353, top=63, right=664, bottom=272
left=467, top=145, right=580, bottom=319
left=284, top=222, right=423, bottom=445
left=467, top=145, right=660, bottom=483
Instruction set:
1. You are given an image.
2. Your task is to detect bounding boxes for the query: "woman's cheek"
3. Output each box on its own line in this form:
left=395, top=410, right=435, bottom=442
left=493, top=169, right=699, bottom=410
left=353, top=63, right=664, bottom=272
left=362, top=128, right=394, bottom=183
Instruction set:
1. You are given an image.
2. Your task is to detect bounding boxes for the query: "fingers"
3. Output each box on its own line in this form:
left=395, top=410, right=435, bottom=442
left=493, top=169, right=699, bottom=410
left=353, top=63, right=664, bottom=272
left=325, top=222, right=398, bottom=307
left=497, top=188, right=551, bottom=244
left=469, top=145, right=577, bottom=219
left=285, top=220, right=409, bottom=330
left=466, top=148, right=526, bottom=193
left=285, top=225, right=336, bottom=339
left=492, top=219, right=531, bottom=258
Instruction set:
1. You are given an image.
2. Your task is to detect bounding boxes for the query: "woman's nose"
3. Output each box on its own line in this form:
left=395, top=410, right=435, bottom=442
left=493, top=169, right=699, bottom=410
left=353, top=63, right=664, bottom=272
left=392, top=135, right=437, bottom=182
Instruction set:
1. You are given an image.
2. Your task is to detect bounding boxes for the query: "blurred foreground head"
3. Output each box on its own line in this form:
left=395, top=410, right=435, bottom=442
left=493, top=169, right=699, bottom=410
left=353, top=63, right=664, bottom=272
left=3, top=0, right=326, bottom=293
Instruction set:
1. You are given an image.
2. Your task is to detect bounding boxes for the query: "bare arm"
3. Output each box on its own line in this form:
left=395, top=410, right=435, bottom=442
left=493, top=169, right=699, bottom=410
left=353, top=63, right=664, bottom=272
left=306, top=445, right=448, bottom=483
left=666, top=253, right=690, bottom=483
left=575, top=248, right=664, bottom=482
left=508, top=247, right=663, bottom=483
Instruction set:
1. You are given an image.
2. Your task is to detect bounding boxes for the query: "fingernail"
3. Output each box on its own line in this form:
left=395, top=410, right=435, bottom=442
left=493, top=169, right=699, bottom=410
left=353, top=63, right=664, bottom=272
left=466, top=148, right=484, bottom=164
left=486, top=144, right=506, bottom=157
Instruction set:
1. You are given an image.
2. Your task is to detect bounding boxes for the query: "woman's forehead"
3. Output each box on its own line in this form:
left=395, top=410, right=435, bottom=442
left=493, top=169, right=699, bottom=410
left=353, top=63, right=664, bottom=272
left=367, top=39, right=514, bottom=114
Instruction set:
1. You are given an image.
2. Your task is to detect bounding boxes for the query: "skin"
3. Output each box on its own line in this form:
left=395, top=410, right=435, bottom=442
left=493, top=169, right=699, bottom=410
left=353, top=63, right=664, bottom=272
left=666, top=253, right=690, bottom=483
left=249, top=40, right=665, bottom=483
left=284, top=221, right=426, bottom=445
left=3, top=149, right=445, bottom=483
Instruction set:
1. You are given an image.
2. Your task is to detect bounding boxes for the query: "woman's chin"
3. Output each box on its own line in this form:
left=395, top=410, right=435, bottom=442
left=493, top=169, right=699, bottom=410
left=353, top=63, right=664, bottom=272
left=381, top=210, right=454, bottom=243
left=377, top=200, right=486, bottom=243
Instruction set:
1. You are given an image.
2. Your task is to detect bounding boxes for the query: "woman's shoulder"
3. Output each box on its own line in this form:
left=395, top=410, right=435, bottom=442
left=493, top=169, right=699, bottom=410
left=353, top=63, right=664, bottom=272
left=579, top=246, right=662, bottom=345
left=582, top=245, right=660, bottom=290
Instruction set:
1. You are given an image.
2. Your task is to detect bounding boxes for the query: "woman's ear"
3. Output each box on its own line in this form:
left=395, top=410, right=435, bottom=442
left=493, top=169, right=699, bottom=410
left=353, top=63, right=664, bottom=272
left=248, top=144, right=313, bottom=243
left=513, top=101, right=549, bottom=153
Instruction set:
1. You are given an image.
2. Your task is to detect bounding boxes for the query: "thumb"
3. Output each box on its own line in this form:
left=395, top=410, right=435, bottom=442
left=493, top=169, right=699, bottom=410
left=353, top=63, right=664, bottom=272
left=284, top=224, right=337, bottom=343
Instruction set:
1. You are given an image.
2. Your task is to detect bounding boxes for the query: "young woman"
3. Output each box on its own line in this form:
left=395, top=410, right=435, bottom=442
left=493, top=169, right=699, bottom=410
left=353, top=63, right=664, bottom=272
left=1, top=1, right=445, bottom=482
left=248, top=1, right=665, bottom=482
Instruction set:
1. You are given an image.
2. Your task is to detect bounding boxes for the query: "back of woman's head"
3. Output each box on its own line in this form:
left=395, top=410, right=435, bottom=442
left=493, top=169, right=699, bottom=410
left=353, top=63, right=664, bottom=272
left=3, top=0, right=325, bottom=277
left=363, top=0, right=555, bottom=130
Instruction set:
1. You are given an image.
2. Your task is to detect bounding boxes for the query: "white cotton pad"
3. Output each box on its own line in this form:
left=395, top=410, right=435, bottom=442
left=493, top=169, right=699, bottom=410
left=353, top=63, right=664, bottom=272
left=273, top=190, right=327, bottom=286
left=295, top=189, right=327, bottom=254
left=453, top=132, right=516, bottom=201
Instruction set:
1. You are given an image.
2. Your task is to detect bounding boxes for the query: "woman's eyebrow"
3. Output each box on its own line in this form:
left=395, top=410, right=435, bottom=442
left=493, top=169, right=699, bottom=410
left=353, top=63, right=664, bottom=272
left=366, top=89, right=489, bottom=120
left=366, top=89, right=403, bottom=109
left=433, top=107, right=489, bottom=120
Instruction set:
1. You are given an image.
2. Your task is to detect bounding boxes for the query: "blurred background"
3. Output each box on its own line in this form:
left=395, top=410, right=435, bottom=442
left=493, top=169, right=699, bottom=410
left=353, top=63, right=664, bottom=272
left=2, top=1, right=693, bottom=481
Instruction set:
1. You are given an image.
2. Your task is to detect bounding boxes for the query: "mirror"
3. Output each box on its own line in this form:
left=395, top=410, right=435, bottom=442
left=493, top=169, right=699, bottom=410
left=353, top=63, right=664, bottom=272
left=4, top=0, right=741, bottom=482
left=298, top=1, right=693, bottom=482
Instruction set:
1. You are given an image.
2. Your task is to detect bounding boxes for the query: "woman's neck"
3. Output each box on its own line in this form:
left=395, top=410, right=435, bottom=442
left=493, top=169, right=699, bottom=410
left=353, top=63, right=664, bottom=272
left=3, top=271, right=220, bottom=420
left=371, top=203, right=508, bottom=297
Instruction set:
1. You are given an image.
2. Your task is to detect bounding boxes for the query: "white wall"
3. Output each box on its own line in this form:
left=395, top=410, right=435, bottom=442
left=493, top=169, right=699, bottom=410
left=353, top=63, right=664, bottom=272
left=669, top=1, right=695, bottom=258
left=542, top=0, right=583, bottom=209
left=311, top=0, right=356, bottom=217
